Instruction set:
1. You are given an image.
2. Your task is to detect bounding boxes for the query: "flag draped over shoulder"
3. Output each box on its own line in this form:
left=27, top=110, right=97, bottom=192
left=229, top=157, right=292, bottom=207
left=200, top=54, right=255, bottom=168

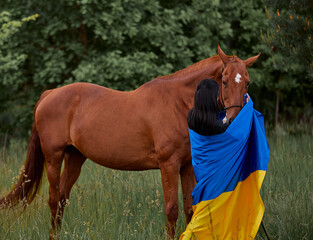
left=180, top=99, right=270, bottom=240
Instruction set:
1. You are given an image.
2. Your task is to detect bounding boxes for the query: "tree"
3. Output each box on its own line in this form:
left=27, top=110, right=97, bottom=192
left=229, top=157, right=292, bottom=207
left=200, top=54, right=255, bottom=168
left=264, top=0, right=313, bottom=78
left=0, top=0, right=311, bottom=138
left=260, top=0, right=313, bottom=127
left=0, top=11, right=38, bottom=136
left=0, top=0, right=232, bottom=137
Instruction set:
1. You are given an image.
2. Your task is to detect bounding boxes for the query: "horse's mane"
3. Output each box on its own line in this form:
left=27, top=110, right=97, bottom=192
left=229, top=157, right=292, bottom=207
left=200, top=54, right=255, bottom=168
left=158, top=55, right=222, bottom=80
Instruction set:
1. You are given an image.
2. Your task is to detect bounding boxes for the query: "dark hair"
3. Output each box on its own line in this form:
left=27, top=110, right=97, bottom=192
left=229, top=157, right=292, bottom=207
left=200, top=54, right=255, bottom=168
left=187, top=79, right=226, bottom=135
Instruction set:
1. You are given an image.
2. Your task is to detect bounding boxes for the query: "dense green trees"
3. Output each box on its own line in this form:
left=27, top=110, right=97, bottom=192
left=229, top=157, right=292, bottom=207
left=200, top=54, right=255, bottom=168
left=262, top=0, right=313, bottom=126
left=0, top=11, right=38, bottom=136
left=0, top=0, right=312, bottom=138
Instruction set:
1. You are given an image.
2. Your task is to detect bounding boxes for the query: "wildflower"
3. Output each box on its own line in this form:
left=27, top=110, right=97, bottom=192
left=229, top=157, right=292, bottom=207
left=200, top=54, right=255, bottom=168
left=156, top=190, right=160, bottom=197
left=155, top=199, right=160, bottom=207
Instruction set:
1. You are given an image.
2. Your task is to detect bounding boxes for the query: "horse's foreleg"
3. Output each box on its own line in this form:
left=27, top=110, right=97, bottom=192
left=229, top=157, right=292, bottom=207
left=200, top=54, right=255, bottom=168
left=45, top=150, right=64, bottom=240
left=180, top=163, right=195, bottom=224
left=58, top=147, right=86, bottom=226
left=160, top=161, right=180, bottom=239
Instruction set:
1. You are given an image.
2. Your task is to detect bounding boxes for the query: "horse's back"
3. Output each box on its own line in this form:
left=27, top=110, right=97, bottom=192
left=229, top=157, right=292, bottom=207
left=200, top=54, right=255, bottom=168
left=35, top=82, right=159, bottom=170
left=35, top=82, right=113, bottom=137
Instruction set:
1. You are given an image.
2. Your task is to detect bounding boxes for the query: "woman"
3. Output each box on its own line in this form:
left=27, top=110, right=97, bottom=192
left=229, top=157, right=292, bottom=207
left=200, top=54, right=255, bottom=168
left=180, top=79, right=268, bottom=240
left=187, top=78, right=229, bottom=136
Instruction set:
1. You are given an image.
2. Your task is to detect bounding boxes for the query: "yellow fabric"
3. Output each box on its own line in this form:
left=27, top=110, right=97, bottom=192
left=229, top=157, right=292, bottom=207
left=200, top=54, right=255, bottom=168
left=180, top=170, right=266, bottom=240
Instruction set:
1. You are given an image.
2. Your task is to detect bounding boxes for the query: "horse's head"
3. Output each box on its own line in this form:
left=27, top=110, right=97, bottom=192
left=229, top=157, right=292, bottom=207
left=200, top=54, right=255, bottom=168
left=217, top=45, right=260, bottom=123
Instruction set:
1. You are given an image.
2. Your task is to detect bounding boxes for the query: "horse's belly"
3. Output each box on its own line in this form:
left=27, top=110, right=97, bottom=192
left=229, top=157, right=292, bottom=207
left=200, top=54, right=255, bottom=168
left=88, top=155, right=159, bottom=171
left=72, top=126, right=159, bottom=171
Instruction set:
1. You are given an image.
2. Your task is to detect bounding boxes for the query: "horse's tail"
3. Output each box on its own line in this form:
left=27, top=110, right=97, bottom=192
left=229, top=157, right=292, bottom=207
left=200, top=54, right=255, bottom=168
left=0, top=90, right=51, bottom=208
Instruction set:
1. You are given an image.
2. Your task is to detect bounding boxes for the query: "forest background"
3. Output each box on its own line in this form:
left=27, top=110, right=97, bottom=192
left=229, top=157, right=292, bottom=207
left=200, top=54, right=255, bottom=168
left=0, top=0, right=312, bottom=139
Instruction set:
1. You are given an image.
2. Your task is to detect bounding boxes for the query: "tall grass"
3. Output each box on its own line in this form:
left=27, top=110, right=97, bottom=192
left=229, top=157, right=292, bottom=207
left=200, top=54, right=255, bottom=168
left=258, top=126, right=313, bottom=240
left=0, top=127, right=312, bottom=239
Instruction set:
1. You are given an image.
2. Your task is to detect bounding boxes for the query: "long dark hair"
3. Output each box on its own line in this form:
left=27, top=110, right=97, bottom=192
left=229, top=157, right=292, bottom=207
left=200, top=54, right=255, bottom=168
left=187, top=79, right=222, bottom=135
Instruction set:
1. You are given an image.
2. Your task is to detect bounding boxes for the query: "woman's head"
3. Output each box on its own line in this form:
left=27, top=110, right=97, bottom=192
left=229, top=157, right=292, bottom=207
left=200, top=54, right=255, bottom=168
left=194, top=79, right=220, bottom=114
left=187, top=79, right=222, bottom=135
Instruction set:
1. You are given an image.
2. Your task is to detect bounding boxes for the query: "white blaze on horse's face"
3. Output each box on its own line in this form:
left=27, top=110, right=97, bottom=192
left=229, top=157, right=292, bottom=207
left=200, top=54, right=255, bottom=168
left=235, top=73, right=242, bottom=83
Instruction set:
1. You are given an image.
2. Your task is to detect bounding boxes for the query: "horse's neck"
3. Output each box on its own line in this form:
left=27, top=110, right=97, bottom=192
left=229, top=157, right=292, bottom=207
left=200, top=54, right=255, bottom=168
left=138, top=56, right=223, bottom=111
left=159, top=56, right=223, bottom=89
left=160, top=58, right=223, bottom=109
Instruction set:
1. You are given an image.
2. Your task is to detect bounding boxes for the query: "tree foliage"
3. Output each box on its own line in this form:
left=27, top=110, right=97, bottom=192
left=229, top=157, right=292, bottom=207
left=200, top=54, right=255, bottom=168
left=264, top=0, right=313, bottom=77
left=0, top=0, right=311, bottom=138
left=259, top=0, right=313, bottom=125
left=0, top=11, right=38, bottom=136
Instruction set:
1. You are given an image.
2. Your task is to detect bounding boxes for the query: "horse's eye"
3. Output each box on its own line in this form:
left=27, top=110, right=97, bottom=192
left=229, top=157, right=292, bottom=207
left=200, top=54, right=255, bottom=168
left=222, top=81, right=227, bottom=86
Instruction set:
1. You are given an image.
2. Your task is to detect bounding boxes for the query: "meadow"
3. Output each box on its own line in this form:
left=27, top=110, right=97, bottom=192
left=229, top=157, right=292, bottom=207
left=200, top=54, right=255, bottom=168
left=0, top=124, right=312, bottom=240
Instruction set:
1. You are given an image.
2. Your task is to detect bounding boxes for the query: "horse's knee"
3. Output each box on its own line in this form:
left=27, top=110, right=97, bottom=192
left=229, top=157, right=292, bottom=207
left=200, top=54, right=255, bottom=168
left=165, top=202, right=178, bottom=223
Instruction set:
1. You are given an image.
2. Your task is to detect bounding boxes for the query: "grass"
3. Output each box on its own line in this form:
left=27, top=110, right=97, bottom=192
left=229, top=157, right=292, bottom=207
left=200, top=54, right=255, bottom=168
left=258, top=126, right=313, bottom=240
left=0, top=125, right=312, bottom=239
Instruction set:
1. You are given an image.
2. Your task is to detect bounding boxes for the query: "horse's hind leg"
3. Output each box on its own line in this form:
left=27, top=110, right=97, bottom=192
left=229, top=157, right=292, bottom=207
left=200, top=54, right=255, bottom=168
left=57, top=146, right=86, bottom=226
left=44, top=149, right=65, bottom=240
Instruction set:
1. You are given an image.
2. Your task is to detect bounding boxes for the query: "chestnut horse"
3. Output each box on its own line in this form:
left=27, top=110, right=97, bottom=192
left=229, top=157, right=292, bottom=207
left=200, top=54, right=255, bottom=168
left=0, top=46, right=260, bottom=239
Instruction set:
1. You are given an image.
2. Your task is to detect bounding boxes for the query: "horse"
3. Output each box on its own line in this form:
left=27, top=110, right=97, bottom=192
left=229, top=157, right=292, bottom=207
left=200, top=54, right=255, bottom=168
left=0, top=46, right=260, bottom=239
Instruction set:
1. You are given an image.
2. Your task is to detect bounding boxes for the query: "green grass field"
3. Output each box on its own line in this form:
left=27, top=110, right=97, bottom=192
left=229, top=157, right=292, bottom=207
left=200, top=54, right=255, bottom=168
left=0, top=125, right=312, bottom=240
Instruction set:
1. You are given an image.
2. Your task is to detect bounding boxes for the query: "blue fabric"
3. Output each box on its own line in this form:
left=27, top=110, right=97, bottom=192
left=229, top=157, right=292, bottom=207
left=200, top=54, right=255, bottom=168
left=189, top=97, right=270, bottom=205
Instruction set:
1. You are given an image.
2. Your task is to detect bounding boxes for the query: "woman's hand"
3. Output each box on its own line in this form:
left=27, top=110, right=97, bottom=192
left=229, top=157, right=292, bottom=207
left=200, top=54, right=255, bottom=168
left=246, top=93, right=250, bottom=103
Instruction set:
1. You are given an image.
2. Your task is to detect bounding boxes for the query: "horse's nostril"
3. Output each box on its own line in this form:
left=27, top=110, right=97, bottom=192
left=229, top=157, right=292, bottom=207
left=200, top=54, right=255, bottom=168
left=229, top=118, right=233, bottom=124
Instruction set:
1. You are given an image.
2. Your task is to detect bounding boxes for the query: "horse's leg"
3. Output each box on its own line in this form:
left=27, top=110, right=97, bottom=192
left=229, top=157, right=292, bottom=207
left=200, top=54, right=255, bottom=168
left=160, top=161, right=180, bottom=239
left=180, top=163, right=195, bottom=224
left=57, top=146, right=86, bottom=226
left=45, top=150, right=64, bottom=240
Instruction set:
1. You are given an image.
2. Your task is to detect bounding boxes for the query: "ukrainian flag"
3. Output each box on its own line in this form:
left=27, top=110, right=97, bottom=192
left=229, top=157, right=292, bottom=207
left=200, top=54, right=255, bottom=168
left=180, top=98, right=270, bottom=240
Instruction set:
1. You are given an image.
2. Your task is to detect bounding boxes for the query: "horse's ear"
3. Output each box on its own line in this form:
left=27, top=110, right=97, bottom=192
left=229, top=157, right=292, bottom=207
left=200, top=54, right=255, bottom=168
left=244, top=53, right=261, bottom=68
left=218, top=45, right=230, bottom=64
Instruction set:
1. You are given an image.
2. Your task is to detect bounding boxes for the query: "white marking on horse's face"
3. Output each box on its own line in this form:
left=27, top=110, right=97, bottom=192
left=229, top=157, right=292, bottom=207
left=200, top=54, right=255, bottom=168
left=235, top=73, right=242, bottom=83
